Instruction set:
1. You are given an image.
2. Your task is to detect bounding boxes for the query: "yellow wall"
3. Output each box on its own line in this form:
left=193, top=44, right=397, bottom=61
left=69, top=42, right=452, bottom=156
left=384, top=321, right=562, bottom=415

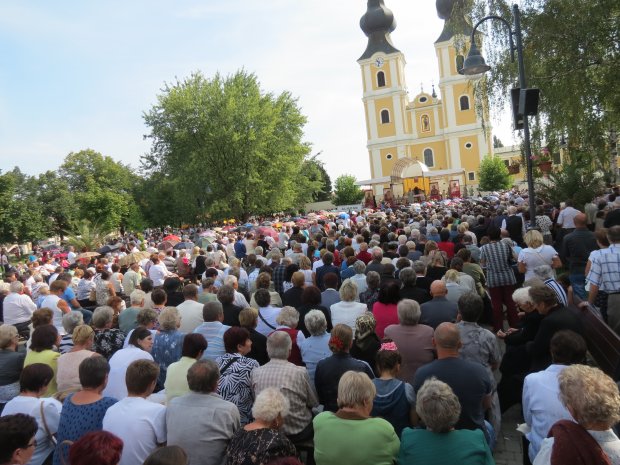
left=379, top=147, right=397, bottom=176
left=364, top=104, right=371, bottom=140
left=410, top=141, right=448, bottom=170
left=458, top=136, right=481, bottom=178
left=452, top=82, right=476, bottom=126
left=368, top=151, right=375, bottom=178
left=404, top=177, right=431, bottom=193
left=370, top=62, right=392, bottom=90
left=375, top=96, right=396, bottom=138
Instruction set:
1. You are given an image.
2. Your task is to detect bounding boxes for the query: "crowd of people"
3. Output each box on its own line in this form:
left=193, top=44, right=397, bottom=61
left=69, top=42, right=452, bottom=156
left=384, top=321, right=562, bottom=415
left=1, top=186, right=620, bottom=465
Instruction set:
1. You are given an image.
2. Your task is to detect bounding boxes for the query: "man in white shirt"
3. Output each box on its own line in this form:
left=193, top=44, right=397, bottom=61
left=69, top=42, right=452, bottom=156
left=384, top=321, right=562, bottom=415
left=148, top=257, right=172, bottom=287
left=3, top=281, right=37, bottom=337
left=67, top=246, right=77, bottom=265
left=122, top=263, right=142, bottom=295
left=103, top=360, right=166, bottom=465
left=223, top=275, right=249, bottom=308
left=522, top=330, right=587, bottom=463
left=177, top=284, right=205, bottom=333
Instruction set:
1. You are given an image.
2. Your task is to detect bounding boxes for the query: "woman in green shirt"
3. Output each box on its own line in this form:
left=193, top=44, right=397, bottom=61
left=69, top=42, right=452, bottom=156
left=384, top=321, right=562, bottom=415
left=23, top=325, right=60, bottom=397
left=313, top=370, right=399, bottom=465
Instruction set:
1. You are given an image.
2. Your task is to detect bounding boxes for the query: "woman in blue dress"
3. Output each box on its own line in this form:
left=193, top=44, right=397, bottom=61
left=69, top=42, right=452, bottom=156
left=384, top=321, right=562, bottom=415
left=53, top=356, right=117, bottom=465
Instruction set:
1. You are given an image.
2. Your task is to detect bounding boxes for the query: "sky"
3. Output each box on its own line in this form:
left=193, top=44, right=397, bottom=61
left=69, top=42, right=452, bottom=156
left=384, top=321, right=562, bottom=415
left=0, top=0, right=517, bottom=181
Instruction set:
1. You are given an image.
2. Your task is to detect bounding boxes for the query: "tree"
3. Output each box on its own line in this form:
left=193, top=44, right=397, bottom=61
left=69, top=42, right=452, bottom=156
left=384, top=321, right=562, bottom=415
left=333, top=175, right=364, bottom=206
left=59, top=149, right=144, bottom=232
left=65, top=220, right=111, bottom=251
left=295, top=154, right=332, bottom=204
left=478, top=156, right=512, bottom=192
left=476, top=0, right=619, bottom=170
left=493, top=136, right=504, bottom=148
left=143, top=70, right=310, bottom=221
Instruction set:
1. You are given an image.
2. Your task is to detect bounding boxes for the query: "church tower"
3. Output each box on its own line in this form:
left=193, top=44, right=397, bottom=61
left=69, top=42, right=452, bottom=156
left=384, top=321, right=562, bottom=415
left=358, top=0, right=410, bottom=182
left=434, top=4, right=492, bottom=182
left=358, top=0, right=493, bottom=199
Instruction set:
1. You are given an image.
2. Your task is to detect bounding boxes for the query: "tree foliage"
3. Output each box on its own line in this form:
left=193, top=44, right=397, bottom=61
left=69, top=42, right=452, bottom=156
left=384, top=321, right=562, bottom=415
left=333, top=175, right=364, bottom=206
left=478, top=156, right=512, bottom=191
left=143, top=70, right=311, bottom=221
left=474, top=0, right=619, bottom=170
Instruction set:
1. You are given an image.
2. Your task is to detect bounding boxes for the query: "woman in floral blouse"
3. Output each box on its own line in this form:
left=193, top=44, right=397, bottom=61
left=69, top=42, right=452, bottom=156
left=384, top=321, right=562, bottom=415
left=216, top=327, right=260, bottom=425
left=151, top=307, right=184, bottom=389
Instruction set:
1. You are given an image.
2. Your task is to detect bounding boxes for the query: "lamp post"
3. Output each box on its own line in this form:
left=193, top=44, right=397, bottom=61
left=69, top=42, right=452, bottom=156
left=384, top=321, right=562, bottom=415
left=462, top=4, right=538, bottom=230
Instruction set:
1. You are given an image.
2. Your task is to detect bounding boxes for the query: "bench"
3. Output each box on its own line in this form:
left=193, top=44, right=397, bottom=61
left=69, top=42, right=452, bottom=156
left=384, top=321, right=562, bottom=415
left=568, top=300, right=620, bottom=380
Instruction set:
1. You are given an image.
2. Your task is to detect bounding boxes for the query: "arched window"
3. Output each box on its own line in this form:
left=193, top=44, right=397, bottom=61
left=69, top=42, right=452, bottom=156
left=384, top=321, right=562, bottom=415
left=460, top=95, right=470, bottom=111
left=456, top=55, right=464, bottom=74
left=377, top=71, right=386, bottom=88
left=423, top=148, right=434, bottom=167
left=380, top=109, right=390, bottom=124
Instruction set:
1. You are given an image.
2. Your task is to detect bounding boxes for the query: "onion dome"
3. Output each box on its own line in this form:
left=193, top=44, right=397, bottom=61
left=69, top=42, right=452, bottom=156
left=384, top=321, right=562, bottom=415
left=359, top=0, right=400, bottom=60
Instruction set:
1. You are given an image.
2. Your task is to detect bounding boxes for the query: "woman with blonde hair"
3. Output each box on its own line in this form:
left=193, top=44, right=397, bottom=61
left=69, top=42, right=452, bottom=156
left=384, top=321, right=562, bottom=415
left=313, top=371, right=399, bottom=465
left=298, top=255, right=314, bottom=287
left=533, top=365, right=620, bottom=464
left=56, top=324, right=97, bottom=392
left=518, top=229, right=561, bottom=281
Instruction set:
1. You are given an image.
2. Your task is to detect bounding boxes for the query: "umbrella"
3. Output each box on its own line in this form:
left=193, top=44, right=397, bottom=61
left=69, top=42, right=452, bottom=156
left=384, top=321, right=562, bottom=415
left=163, top=234, right=181, bottom=242
left=119, top=251, right=151, bottom=267
left=256, top=226, right=278, bottom=240
left=338, top=213, right=350, bottom=219
left=173, top=241, right=195, bottom=250
left=97, top=244, right=121, bottom=255
left=199, top=230, right=216, bottom=237
left=283, top=221, right=295, bottom=227
left=158, top=240, right=178, bottom=250
left=77, top=251, right=100, bottom=259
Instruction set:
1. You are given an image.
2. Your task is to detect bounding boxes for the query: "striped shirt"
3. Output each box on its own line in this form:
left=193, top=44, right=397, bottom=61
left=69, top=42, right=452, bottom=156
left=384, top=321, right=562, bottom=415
left=586, top=244, right=620, bottom=292
left=544, top=279, right=568, bottom=307
left=480, top=241, right=517, bottom=288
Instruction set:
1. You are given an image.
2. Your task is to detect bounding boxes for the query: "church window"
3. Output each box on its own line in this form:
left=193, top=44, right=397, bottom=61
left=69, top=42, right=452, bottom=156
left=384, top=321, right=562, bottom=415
left=380, top=109, right=390, bottom=124
left=421, top=115, right=430, bottom=132
left=456, top=55, right=465, bottom=74
left=423, top=148, right=434, bottom=167
left=419, top=96, right=428, bottom=103
left=377, top=71, right=386, bottom=88
left=468, top=171, right=476, bottom=181
left=465, top=142, right=473, bottom=149
left=460, top=95, right=470, bottom=111
left=386, top=153, right=393, bottom=160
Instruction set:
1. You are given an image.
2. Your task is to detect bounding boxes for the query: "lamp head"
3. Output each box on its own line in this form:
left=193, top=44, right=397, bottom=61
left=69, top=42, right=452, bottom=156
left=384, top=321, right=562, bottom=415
left=462, top=40, right=491, bottom=75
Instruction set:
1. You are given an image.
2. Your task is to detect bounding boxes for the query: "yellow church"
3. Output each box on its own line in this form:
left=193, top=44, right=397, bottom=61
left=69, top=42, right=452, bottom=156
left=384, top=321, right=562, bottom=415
left=357, top=0, right=492, bottom=202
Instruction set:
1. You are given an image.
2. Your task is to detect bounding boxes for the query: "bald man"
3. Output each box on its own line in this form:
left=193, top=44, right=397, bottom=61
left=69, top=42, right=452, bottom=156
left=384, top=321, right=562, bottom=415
left=413, top=322, right=494, bottom=446
left=419, top=280, right=458, bottom=329
left=561, top=212, right=598, bottom=299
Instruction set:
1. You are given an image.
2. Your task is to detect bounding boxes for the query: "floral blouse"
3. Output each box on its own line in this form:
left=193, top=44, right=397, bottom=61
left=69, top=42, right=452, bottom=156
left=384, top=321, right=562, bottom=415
left=151, top=330, right=184, bottom=387
left=93, top=328, right=126, bottom=360
left=225, top=428, right=297, bottom=465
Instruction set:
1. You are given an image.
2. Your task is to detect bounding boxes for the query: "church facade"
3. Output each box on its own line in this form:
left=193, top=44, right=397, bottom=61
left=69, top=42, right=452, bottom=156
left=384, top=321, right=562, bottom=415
left=357, top=0, right=492, bottom=200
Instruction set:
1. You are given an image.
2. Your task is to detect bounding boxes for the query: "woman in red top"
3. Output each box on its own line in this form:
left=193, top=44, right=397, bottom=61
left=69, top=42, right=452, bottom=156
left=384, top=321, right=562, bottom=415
left=437, top=228, right=455, bottom=259
left=372, top=281, right=400, bottom=339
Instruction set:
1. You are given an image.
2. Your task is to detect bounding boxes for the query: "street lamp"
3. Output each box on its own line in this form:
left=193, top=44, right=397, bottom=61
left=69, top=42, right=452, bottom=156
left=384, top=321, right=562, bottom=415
left=462, top=4, right=538, bottom=230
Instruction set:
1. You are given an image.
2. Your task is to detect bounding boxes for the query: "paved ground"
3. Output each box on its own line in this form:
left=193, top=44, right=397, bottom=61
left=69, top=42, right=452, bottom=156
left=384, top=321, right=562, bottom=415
left=494, top=404, right=525, bottom=465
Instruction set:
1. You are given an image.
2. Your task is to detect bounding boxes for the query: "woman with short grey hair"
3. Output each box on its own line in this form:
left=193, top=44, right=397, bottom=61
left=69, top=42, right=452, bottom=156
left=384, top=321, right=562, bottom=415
left=91, top=306, right=125, bottom=360
left=274, top=306, right=304, bottom=366
left=350, top=261, right=368, bottom=296
left=331, top=279, right=368, bottom=336
left=225, top=387, right=296, bottom=465
left=299, top=310, right=331, bottom=383
left=152, top=307, right=184, bottom=388
left=383, top=299, right=434, bottom=384
left=313, top=371, right=400, bottom=465
left=398, top=378, right=494, bottom=464
left=59, top=311, right=84, bottom=354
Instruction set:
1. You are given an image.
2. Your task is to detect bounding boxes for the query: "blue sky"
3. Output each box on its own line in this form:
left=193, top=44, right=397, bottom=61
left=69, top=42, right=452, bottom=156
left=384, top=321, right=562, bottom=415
left=0, top=0, right=516, bottom=180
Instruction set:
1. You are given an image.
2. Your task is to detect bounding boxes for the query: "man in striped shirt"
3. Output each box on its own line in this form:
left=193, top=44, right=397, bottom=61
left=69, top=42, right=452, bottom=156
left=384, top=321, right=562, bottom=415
left=587, top=225, right=620, bottom=335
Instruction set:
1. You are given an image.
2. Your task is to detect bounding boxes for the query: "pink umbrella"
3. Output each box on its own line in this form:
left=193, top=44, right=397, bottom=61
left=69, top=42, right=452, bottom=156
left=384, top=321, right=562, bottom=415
left=256, top=226, right=279, bottom=239
left=163, top=234, right=181, bottom=242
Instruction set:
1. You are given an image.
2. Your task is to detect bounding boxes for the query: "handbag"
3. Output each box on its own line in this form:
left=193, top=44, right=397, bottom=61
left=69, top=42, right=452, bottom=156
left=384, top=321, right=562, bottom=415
left=40, top=401, right=57, bottom=446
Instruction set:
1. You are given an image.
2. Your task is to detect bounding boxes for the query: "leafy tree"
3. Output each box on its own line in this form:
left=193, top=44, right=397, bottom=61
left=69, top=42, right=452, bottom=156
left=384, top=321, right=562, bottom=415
left=65, top=220, right=112, bottom=251
left=60, top=149, right=144, bottom=231
left=478, top=156, right=512, bottom=191
left=31, top=171, right=76, bottom=239
left=537, top=149, right=605, bottom=209
left=142, top=70, right=310, bottom=221
left=475, top=0, right=619, bottom=170
left=493, top=136, right=504, bottom=148
left=333, top=175, right=364, bottom=206
left=295, top=155, right=332, bottom=204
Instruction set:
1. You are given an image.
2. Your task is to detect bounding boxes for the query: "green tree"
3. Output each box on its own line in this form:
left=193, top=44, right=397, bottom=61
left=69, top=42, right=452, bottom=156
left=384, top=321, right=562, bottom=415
left=295, top=155, right=332, bottom=204
left=478, top=156, right=512, bottom=191
left=333, top=175, right=364, bottom=206
left=477, top=0, right=619, bottom=169
left=31, top=171, right=76, bottom=239
left=60, top=149, right=144, bottom=231
left=142, top=70, right=310, bottom=221
left=65, top=220, right=111, bottom=251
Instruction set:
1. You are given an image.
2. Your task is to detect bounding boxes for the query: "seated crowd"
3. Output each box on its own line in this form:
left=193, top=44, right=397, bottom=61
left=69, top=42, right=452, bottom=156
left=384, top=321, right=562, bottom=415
left=1, top=198, right=620, bottom=465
